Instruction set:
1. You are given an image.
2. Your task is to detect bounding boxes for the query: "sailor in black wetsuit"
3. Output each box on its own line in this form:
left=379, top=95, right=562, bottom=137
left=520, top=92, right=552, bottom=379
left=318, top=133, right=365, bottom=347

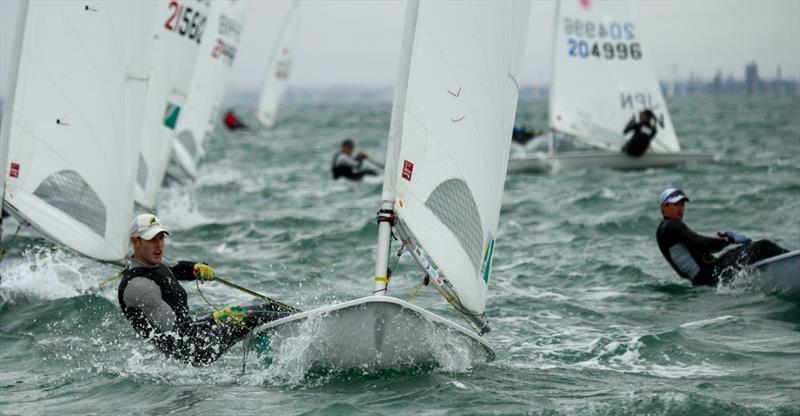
left=622, top=109, right=657, bottom=157
left=331, top=139, right=378, bottom=181
left=118, top=214, right=290, bottom=366
left=655, top=188, right=788, bottom=286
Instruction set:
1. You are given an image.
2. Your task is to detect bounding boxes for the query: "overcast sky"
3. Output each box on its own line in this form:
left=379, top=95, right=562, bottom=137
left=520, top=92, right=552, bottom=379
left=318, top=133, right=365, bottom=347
left=2, top=0, right=799, bottom=97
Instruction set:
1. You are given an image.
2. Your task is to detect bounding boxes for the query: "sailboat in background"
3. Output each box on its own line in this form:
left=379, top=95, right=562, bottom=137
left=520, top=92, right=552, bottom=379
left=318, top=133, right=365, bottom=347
left=255, top=0, right=302, bottom=129
left=172, top=0, right=248, bottom=179
left=134, top=0, right=209, bottom=211
left=252, top=0, right=530, bottom=368
left=507, top=0, right=716, bottom=173
left=0, top=1, right=155, bottom=263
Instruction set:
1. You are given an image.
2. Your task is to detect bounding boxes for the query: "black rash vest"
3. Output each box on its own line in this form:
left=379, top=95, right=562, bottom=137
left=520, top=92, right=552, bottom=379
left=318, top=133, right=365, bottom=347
left=622, top=118, right=657, bottom=157
left=656, top=218, right=731, bottom=285
left=118, top=259, right=204, bottom=361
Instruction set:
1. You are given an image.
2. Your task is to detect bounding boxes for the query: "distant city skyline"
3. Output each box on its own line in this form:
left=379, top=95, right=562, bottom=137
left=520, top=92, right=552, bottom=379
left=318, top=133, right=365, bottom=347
left=1, top=0, right=799, bottom=97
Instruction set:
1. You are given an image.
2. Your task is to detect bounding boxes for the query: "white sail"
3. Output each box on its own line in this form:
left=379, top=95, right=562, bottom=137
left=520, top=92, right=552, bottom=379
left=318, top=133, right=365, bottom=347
left=255, top=0, right=302, bottom=128
left=1, top=1, right=155, bottom=262
left=172, top=0, right=247, bottom=178
left=381, top=1, right=530, bottom=317
left=134, top=0, right=210, bottom=210
left=549, top=0, right=680, bottom=152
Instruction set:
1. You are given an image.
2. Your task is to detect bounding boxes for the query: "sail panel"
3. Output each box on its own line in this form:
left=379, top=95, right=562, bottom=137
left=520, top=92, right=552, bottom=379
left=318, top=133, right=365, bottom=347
left=2, top=1, right=155, bottom=261
left=256, top=0, right=302, bottom=128
left=134, top=0, right=209, bottom=209
left=386, top=1, right=530, bottom=315
left=549, top=0, right=680, bottom=152
left=172, top=0, right=248, bottom=178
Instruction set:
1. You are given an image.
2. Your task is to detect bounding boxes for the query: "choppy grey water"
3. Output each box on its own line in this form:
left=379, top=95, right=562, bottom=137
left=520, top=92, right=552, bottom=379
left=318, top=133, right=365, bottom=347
left=1, top=95, right=798, bottom=415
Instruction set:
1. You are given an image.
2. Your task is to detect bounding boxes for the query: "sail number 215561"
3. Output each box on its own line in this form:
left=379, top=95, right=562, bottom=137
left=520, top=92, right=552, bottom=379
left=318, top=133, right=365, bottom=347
left=164, top=0, right=207, bottom=44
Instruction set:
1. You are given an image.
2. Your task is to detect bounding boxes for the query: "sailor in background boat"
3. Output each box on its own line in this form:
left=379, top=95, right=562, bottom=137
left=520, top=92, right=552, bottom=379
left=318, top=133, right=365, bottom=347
left=622, top=109, right=658, bottom=157
left=118, top=214, right=289, bottom=366
left=655, top=188, right=789, bottom=286
left=223, top=109, right=248, bottom=130
left=512, top=124, right=541, bottom=146
left=331, top=138, right=378, bottom=181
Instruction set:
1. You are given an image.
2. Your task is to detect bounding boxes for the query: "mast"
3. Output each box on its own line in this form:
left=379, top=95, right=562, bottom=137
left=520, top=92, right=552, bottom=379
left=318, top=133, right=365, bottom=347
left=0, top=0, right=29, bottom=218
left=373, top=0, right=419, bottom=295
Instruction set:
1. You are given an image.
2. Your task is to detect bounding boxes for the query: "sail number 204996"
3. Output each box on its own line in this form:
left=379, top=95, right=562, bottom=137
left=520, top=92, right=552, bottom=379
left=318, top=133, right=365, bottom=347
left=164, top=0, right=207, bottom=44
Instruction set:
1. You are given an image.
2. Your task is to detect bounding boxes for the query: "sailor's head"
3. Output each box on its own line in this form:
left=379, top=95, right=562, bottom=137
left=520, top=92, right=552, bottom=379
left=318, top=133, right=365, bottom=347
left=341, top=139, right=355, bottom=155
left=640, top=109, right=654, bottom=122
left=659, top=187, right=689, bottom=220
left=129, top=214, right=169, bottom=266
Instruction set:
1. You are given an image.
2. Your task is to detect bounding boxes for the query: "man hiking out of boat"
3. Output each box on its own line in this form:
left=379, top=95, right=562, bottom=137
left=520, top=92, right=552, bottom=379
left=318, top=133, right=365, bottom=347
left=622, top=109, right=657, bottom=157
left=118, top=214, right=290, bottom=366
left=331, top=138, right=378, bottom=181
left=223, top=109, right=247, bottom=130
left=656, top=188, right=788, bottom=286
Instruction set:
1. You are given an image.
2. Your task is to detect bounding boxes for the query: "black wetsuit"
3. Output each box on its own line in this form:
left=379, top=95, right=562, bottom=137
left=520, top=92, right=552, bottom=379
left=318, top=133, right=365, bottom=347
left=118, top=259, right=288, bottom=366
left=331, top=152, right=377, bottom=181
left=622, top=117, right=657, bottom=157
left=656, top=218, right=788, bottom=286
left=512, top=128, right=535, bottom=146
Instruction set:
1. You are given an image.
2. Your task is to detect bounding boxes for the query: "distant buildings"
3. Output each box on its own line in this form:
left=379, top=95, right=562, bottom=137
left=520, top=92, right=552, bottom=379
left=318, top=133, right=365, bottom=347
left=660, top=62, right=798, bottom=97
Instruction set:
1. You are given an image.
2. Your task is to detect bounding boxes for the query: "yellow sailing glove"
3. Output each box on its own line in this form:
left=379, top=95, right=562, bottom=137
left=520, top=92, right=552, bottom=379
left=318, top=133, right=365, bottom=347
left=193, top=263, right=215, bottom=281
left=212, top=305, right=249, bottom=325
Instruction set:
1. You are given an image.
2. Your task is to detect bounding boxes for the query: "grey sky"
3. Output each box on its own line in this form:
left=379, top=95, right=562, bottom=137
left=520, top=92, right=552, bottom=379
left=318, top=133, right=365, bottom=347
left=2, top=0, right=799, bottom=97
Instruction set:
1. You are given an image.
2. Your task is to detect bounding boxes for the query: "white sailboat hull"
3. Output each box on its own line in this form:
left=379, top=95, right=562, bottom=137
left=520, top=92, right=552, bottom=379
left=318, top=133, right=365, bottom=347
left=507, top=150, right=718, bottom=173
left=252, top=296, right=494, bottom=369
left=751, top=249, right=800, bottom=292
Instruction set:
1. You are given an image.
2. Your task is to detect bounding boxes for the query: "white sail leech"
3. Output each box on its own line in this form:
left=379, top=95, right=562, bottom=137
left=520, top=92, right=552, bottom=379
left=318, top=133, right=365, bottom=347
left=1, top=1, right=156, bottom=262
left=172, top=0, right=247, bottom=179
left=378, top=1, right=531, bottom=321
left=256, top=0, right=302, bottom=129
left=548, top=0, right=680, bottom=152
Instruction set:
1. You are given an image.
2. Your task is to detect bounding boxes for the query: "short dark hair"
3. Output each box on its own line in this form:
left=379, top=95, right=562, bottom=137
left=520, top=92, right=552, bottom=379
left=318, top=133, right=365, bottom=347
left=341, top=139, right=354, bottom=148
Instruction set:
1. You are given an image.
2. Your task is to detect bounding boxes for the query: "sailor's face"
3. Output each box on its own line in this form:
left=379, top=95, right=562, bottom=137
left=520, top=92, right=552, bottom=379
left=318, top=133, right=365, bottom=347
left=133, top=232, right=166, bottom=266
left=661, top=200, right=685, bottom=220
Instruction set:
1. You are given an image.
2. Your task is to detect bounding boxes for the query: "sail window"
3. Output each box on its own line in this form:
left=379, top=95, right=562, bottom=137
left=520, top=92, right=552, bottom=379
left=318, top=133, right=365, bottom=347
left=424, top=178, right=483, bottom=272
left=137, top=154, right=148, bottom=188
left=176, top=131, right=198, bottom=158
left=33, top=170, right=106, bottom=237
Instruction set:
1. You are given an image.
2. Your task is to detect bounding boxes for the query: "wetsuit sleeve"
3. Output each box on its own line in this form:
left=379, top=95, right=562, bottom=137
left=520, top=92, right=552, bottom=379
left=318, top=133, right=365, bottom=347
left=336, top=154, right=363, bottom=169
left=122, top=277, right=178, bottom=332
left=170, top=261, right=199, bottom=281
left=668, top=221, right=730, bottom=253
left=623, top=118, right=636, bottom=134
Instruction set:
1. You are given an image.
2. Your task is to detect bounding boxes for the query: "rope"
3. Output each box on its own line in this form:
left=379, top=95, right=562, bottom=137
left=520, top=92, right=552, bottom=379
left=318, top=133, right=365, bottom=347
left=405, top=275, right=428, bottom=303
left=195, top=280, right=220, bottom=311
left=85, top=271, right=123, bottom=295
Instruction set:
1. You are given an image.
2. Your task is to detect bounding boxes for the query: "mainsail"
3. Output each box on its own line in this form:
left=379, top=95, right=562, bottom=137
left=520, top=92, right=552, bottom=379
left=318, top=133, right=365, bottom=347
left=135, top=0, right=209, bottom=210
left=377, top=1, right=530, bottom=323
left=1, top=1, right=155, bottom=262
left=172, top=0, right=247, bottom=178
left=255, top=0, right=302, bottom=128
left=548, top=0, right=680, bottom=152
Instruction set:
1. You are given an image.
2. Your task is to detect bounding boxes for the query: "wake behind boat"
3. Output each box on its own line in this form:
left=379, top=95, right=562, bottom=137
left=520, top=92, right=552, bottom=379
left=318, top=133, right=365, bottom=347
left=251, top=0, right=531, bottom=370
left=509, top=0, right=717, bottom=173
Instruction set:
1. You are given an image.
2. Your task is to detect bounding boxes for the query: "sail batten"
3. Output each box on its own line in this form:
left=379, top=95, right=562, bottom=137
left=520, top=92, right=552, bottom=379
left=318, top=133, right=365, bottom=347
left=549, top=0, right=680, bottom=152
left=380, top=1, right=530, bottom=317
